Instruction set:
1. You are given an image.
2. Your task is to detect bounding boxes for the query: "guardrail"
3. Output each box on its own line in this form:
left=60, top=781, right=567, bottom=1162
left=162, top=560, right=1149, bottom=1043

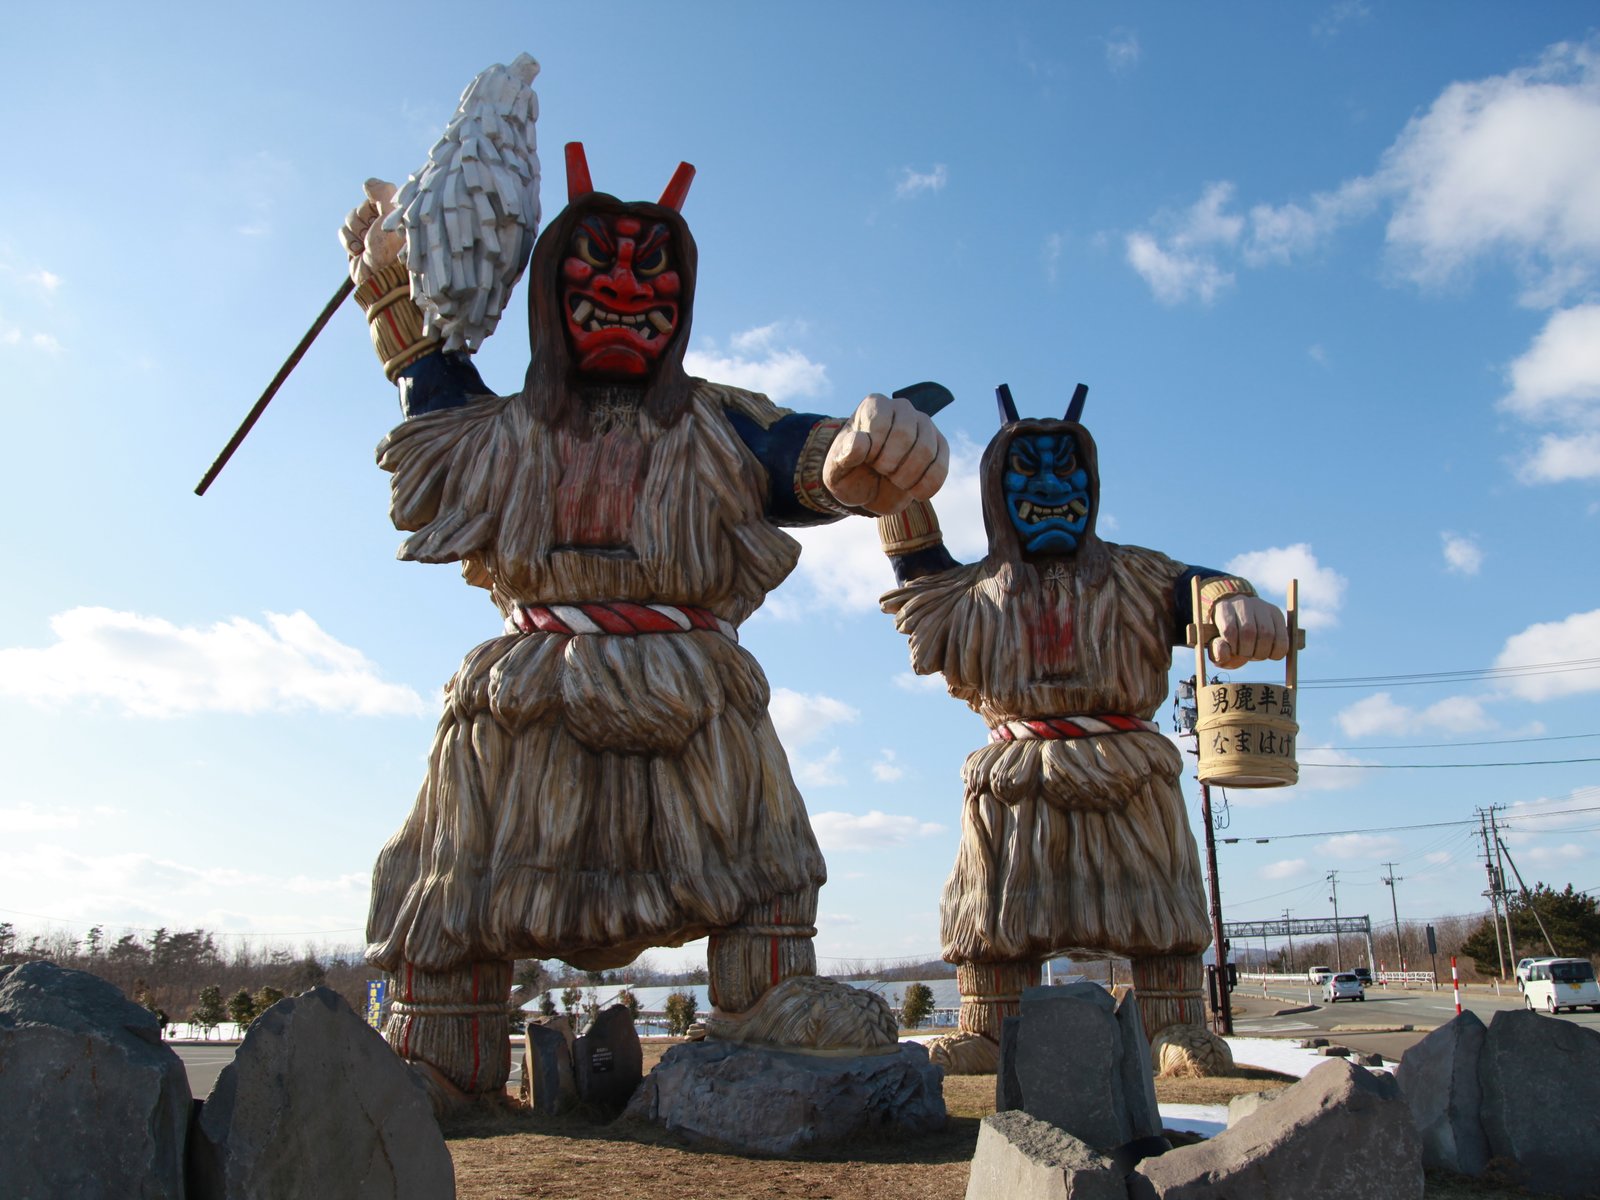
left=1238, top=970, right=1439, bottom=991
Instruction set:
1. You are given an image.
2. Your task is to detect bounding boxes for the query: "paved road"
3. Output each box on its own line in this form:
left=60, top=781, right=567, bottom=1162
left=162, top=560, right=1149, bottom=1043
left=1228, top=980, right=1600, bottom=1064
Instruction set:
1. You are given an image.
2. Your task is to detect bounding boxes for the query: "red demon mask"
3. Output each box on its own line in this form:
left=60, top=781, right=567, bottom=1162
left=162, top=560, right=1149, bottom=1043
left=561, top=212, right=682, bottom=378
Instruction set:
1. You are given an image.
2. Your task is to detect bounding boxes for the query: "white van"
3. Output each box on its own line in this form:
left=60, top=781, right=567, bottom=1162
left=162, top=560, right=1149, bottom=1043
left=1522, top=958, right=1600, bottom=1014
left=1306, top=965, right=1333, bottom=984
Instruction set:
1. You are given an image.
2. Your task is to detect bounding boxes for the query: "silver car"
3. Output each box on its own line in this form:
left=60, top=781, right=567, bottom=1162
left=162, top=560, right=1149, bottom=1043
left=1323, top=972, right=1365, bottom=1003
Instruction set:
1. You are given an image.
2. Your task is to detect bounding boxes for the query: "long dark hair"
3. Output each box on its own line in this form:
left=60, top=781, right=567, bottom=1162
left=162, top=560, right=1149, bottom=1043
left=517, top=192, right=700, bottom=433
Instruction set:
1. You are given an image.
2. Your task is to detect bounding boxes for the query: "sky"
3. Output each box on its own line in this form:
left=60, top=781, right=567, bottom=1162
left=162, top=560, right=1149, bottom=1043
left=2, top=2, right=1598, bottom=978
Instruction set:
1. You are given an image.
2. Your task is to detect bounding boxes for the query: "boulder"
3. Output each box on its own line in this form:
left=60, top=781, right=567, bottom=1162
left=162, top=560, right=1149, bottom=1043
left=1225, top=1088, right=1282, bottom=1128
left=965, top=1110, right=1125, bottom=1200
left=1478, top=1009, right=1600, bottom=1199
left=572, top=1004, right=642, bottom=1112
left=1393, top=1010, right=1488, bottom=1176
left=1006, top=982, right=1161, bottom=1151
left=625, top=1038, right=945, bottom=1155
left=997, top=1014, right=1023, bottom=1112
left=520, top=1021, right=576, bottom=1114
left=1131, top=1059, right=1423, bottom=1200
left=188, top=987, right=452, bottom=1199
left=0, top=960, right=191, bottom=1199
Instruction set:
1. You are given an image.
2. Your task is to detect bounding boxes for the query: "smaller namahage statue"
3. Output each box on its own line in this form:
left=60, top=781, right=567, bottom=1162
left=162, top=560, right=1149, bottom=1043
left=877, top=385, right=1289, bottom=1073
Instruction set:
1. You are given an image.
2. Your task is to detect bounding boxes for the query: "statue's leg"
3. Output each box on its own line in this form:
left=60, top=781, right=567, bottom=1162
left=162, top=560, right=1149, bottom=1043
left=925, top=959, right=1041, bottom=1074
left=383, top=959, right=513, bottom=1109
left=1128, top=952, right=1206, bottom=1041
left=702, top=885, right=898, bottom=1053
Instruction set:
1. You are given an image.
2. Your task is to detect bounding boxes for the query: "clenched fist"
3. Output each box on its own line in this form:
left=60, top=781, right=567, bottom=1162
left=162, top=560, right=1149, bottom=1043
left=823, top=393, right=949, bottom=515
left=339, top=178, right=404, bottom=287
left=1209, top=595, right=1290, bottom=670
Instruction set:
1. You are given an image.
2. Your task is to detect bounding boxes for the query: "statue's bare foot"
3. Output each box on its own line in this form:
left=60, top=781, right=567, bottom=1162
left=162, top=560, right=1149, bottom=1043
left=1150, top=1023, right=1235, bottom=1078
left=703, top=976, right=899, bottom=1056
left=926, top=1030, right=999, bottom=1075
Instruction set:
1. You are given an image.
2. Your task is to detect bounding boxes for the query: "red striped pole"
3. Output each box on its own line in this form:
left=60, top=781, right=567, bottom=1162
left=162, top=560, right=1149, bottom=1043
left=1451, top=955, right=1461, bottom=1015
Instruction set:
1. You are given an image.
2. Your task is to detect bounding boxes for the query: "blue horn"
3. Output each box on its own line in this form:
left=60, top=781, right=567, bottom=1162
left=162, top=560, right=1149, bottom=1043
left=996, top=383, right=1019, bottom=425
left=1065, top=382, right=1088, bottom=424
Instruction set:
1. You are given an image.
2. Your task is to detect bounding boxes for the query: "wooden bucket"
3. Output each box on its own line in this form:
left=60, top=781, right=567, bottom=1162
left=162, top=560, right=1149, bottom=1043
left=1187, top=578, right=1304, bottom=789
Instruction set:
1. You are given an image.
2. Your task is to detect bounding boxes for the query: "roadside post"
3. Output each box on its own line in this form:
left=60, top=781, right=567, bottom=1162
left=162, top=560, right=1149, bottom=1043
left=1451, top=956, right=1461, bottom=1016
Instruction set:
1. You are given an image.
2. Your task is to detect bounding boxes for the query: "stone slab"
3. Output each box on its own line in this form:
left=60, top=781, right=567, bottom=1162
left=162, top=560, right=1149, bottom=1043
left=624, top=1038, right=946, bottom=1155
left=1013, top=982, right=1147, bottom=1151
left=1394, top=1011, right=1488, bottom=1177
left=573, top=1004, right=642, bottom=1112
left=1132, top=1059, right=1423, bottom=1200
left=188, top=986, right=452, bottom=1200
left=521, top=1022, right=576, bottom=1114
left=1478, top=1009, right=1600, bottom=1198
left=0, top=960, right=191, bottom=1199
left=965, top=1110, right=1125, bottom=1200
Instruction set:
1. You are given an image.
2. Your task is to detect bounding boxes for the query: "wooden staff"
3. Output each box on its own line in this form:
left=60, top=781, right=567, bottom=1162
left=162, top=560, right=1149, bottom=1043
left=193, top=277, right=355, bottom=496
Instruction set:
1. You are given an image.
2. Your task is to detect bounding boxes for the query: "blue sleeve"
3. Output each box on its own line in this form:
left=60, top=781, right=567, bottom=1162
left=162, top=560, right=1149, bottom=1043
left=1171, top=565, right=1234, bottom=645
left=394, top=350, right=494, bottom=419
left=723, top=407, right=845, bottom=527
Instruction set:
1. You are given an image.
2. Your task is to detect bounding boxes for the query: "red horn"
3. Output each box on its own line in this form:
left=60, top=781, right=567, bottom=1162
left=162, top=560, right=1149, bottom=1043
left=565, top=142, right=594, bottom=202
left=658, top=162, right=696, bottom=212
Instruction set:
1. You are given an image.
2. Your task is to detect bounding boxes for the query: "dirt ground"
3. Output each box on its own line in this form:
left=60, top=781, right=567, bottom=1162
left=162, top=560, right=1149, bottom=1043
left=441, top=1023, right=1547, bottom=1200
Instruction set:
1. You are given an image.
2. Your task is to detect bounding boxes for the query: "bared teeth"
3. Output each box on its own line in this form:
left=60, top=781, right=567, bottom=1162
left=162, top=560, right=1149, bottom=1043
left=648, top=310, right=672, bottom=332
left=571, top=299, right=594, bottom=324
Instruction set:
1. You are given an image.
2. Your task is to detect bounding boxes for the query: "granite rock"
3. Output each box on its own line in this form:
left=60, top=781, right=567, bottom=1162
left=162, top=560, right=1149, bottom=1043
left=965, top=1109, right=1126, bottom=1200
left=188, top=986, right=452, bottom=1200
left=625, top=1038, right=945, bottom=1155
left=1478, top=1009, right=1600, bottom=1198
left=1131, top=1059, right=1423, bottom=1200
left=521, top=1021, right=576, bottom=1114
left=0, top=960, right=191, bottom=1199
left=573, top=1004, right=642, bottom=1112
left=1394, top=1010, right=1488, bottom=1176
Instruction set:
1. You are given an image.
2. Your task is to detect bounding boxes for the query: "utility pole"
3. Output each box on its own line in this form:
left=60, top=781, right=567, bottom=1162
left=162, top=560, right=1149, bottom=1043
left=1490, top=806, right=1519, bottom=970
left=1327, top=871, right=1343, bottom=972
left=1283, top=909, right=1295, bottom=974
left=1199, top=780, right=1234, bottom=1035
left=1381, top=863, right=1406, bottom=972
left=1478, top=808, right=1507, bottom=980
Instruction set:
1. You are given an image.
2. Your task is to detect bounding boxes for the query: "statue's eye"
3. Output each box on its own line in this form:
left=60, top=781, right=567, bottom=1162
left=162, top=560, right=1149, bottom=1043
left=634, top=246, right=668, bottom=277
left=573, top=233, right=609, bottom=269
left=1056, top=453, right=1077, bottom=477
left=1009, top=452, right=1035, bottom=476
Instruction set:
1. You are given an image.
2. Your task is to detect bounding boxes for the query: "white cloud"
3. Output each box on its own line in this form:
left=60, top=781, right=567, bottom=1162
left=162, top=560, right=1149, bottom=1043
left=1494, top=609, right=1600, bottom=700
left=0, top=607, right=426, bottom=718
left=872, top=749, right=905, bottom=782
left=894, top=671, right=947, bottom=693
left=1308, top=344, right=1329, bottom=368
left=1320, top=832, right=1401, bottom=860
left=768, top=687, right=858, bottom=748
left=1424, top=851, right=1453, bottom=865
left=683, top=323, right=829, bottom=404
left=809, top=809, right=947, bottom=852
left=1291, top=746, right=1372, bottom=791
left=27, top=269, right=61, bottom=291
left=785, top=431, right=988, bottom=614
left=1123, top=39, right=1600, bottom=308
left=1312, top=1, right=1370, bottom=39
left=1123, top=182, right=1243, bottom=305
left=1378, top=40, right=1600, bottom=302
left=0, top=804, right=80, bottom=832
left=895, top=164, right=949, bottom=198
left=1521, top=843, right=1588, bottom=863
left=1498, top=304, right=1600, bottom=482
left=1223, top=543, right=1346, bottom=629
left=1335, top=691, right=1492, bottom=738
left=1442, top=532, right=1484, bottom=575
left=1260, top=858, right=1308, bottom=880
left=795, top=746, right=847, bottom=788
left=1043, top=232, right=1065, bottom=284
left=1103, top=29, right=1140, bottom=72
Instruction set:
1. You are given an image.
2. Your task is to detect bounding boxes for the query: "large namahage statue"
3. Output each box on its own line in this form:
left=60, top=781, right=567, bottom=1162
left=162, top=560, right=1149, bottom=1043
left=877, top=387, right=1288, bottom=1073
left=340, top=137, right=946, bottom=1102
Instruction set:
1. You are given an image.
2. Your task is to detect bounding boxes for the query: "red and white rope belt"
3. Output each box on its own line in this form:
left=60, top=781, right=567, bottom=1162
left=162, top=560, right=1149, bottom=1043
left=504, top=601, right=738, bottom=643
left=989, top=714, right=1160, bottom=743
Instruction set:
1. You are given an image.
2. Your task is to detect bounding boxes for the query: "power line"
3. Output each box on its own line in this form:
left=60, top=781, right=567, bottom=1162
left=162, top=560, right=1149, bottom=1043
left=1298, top=656, right=1600, bottom=690
left=1220, top=803, right=1600, bottom=846
left=1304, top=732, right=1600, bottom=752
left=1304, top=756, right=1600, bottom=770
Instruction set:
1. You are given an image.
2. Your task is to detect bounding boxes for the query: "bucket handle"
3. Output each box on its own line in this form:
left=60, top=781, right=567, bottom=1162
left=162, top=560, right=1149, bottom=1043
left=1186, top=576, right=1305, bottom=692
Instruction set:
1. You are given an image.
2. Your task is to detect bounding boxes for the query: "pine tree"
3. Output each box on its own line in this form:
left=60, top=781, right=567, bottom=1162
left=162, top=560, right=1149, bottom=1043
left=226, top=988, right=257, bottom=1029
left=191, top=985, right=226, bottom=1037
left=664, top=990, right=699, bottom=1036
left=901, top=982, right=935, bottom=1029
left=253, top=985, right=285, bottom=1014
